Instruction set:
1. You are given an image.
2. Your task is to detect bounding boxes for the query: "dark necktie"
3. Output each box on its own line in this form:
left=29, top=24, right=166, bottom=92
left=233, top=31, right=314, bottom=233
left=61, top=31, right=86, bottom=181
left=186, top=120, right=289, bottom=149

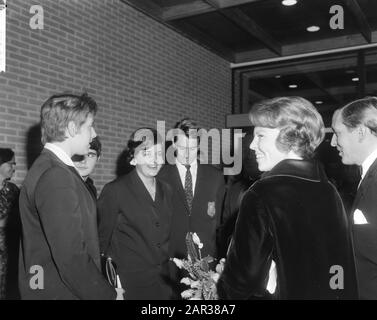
left=184, top=165, right=193, bottom=213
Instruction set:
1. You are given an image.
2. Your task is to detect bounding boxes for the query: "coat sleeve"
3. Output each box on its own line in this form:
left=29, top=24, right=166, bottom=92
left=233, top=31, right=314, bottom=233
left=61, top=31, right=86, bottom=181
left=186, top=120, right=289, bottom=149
left=97, top=182, right=119, bottom=255
left=217, top=189, right=273, bottom=299
left=34, top=167, right=116, bottom=300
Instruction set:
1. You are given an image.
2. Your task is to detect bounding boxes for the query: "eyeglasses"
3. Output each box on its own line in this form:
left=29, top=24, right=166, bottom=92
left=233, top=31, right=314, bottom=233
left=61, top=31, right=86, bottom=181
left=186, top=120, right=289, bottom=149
left=72, top=152, right=98, bottom=162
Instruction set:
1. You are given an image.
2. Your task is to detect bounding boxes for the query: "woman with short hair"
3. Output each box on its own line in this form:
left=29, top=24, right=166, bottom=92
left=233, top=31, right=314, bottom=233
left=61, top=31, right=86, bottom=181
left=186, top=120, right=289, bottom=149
left=98, top=128, right=173, bottom=300
left=217, top=96, right=358, bottom=299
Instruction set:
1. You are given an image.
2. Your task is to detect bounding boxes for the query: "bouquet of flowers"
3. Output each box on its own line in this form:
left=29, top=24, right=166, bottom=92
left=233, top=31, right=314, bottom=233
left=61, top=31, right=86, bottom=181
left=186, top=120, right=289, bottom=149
left=171, top=232, right=225, bottom=300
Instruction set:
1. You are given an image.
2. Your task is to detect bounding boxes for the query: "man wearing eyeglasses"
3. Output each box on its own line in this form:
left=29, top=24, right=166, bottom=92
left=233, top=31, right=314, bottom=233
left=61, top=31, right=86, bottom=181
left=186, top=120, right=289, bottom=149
left=72, top=136, right=102, bottom=199
left=158, top=118, right=225, bottom=299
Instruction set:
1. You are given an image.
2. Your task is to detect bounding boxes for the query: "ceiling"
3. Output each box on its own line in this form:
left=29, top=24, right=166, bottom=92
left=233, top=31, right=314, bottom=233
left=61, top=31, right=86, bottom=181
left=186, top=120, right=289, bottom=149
left=121, top=0, right=377, bottom=62
left=121, top=0, right=377, bottom=125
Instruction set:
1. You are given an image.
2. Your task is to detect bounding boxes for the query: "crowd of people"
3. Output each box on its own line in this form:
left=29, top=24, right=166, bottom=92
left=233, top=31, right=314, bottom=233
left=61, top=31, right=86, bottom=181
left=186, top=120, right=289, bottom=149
left=0, top=92, right=377, bottom=299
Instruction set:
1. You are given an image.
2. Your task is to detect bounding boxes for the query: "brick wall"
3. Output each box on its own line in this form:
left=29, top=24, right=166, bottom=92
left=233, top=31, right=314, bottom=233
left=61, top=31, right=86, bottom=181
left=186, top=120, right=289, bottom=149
left=0, top=0, right=231, bottom=192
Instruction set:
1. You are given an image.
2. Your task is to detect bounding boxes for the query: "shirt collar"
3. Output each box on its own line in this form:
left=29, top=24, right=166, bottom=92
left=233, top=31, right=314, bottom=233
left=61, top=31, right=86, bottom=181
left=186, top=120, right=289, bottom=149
left=44, top=143, right=76, bottom=167
left=176, top=159, right=198, bottom=170
left=361, top=148, right=377, bottom=179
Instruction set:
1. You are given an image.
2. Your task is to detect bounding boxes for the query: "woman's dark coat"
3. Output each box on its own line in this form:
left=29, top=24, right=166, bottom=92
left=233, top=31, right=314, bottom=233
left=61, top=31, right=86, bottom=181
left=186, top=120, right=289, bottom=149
left=98, top=169, right=173, bottom=300
left=217, top=159, right=358, bottom=300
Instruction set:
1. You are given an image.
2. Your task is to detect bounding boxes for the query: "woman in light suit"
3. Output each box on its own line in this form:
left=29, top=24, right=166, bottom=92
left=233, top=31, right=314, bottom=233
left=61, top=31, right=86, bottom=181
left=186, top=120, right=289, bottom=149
left=98, top=128, right=173, bottom=300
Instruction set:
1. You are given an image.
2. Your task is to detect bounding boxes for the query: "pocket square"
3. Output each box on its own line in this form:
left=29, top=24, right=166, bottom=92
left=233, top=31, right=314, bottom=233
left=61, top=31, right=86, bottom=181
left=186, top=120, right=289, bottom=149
left=353, top=209, right=368, bottom=225
left=266, top=259, right=277, bottom=294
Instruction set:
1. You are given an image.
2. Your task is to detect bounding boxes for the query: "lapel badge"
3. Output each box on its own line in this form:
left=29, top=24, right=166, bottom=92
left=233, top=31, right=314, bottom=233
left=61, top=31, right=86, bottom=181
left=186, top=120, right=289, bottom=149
left=207, top=201, right=216, bottom=218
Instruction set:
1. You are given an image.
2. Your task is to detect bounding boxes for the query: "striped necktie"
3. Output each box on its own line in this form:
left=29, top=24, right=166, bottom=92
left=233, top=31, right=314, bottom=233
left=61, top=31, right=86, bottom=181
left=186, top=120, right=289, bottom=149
left=184, top=165, right=193, bottom=213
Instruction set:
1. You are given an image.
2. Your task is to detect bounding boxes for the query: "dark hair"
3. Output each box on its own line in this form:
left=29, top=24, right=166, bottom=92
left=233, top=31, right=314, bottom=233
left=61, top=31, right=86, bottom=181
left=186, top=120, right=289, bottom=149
left=0, top=148, right=15, bottom=166
left=90, top=136, right=102, bottom=157
left=249, top=96, right=325, bottom=159
left=340, top=96, right=377, bottom=135
left=40, top=92, right=97, bottom=144
left=173, top=118, right=200, bottom=143
left=127, top=127, right=162, bottom=160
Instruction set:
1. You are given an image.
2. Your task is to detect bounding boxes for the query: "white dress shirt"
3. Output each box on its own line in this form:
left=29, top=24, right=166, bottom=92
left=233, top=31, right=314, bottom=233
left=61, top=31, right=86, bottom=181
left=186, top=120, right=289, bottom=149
left=360, top=148, right=377, bottom=182
left=176, top=160, right=198, bottom=195
left=352, top=148, right=377, bottom=225
left=44, top=143, right=76, bottom=168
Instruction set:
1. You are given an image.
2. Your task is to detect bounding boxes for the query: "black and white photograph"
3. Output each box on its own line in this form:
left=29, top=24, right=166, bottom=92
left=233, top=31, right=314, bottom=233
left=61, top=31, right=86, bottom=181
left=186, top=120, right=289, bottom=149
left=1, top=0, right=377, bottom=306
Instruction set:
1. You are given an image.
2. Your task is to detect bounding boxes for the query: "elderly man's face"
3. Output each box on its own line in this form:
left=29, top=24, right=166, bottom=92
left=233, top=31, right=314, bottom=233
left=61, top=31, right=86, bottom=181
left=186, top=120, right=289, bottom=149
left=250, top=127, right=289, bottom=172
left=331, top=111, right=362, bottom=165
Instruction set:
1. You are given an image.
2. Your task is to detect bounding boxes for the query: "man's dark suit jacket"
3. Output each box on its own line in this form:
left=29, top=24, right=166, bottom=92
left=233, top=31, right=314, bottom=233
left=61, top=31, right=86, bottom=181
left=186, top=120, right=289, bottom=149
left=97, top=169, right=173, bottom=300
left=158, top=163, right=225, bottom=260
left=18, top=149, right=115, bottom=300
left=352, top=158, right=377, bottom=299
left=158, top=163, right=225, bottom=297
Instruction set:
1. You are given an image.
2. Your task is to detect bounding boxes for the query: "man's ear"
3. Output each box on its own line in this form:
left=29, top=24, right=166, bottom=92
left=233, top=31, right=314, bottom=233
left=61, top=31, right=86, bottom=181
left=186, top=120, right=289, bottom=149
left=357, top=125, right=368, bottom=142
left=130, top=158, right=137, bottom=166
left=67, top=121, right=78, bottom=137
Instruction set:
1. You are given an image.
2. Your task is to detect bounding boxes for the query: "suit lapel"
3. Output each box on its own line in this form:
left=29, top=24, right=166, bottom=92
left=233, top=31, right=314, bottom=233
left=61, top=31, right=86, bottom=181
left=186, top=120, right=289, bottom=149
left=128, top=169, right=156, bottom=209
left=67, top=166, right=97, bottom=202
left=155, top=179, right=172, bottom=221
left=43, top=149, right=96, bottom=202
left=126, top=171, right=164, bottom=261
left=43, top=149, right=100, bottom=267
left=192, top=163, right=204, bottom=208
